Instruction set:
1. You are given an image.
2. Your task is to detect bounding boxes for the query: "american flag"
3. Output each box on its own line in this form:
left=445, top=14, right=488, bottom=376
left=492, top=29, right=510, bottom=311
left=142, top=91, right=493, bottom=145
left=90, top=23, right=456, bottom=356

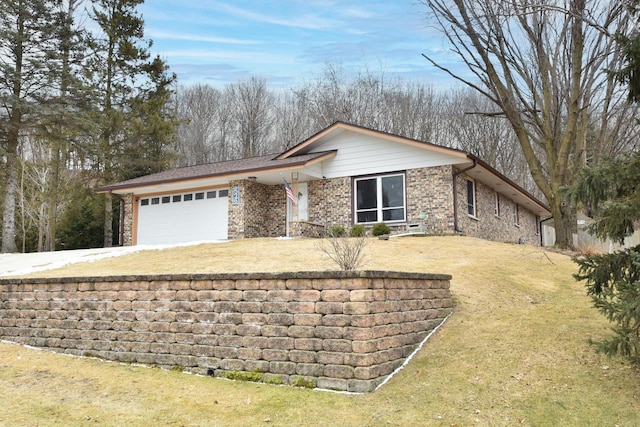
left=283, top=178, right=296, bottom=205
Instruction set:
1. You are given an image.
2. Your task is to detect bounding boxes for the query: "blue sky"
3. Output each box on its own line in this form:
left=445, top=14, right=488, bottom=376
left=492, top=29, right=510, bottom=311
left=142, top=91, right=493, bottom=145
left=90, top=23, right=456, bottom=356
left=138, top=0, right=464, bottom=89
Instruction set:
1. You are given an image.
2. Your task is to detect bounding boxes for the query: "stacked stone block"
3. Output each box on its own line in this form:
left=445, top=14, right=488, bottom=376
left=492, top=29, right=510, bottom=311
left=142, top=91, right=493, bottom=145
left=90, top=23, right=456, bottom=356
left=0, top=271, right=451, bottom=392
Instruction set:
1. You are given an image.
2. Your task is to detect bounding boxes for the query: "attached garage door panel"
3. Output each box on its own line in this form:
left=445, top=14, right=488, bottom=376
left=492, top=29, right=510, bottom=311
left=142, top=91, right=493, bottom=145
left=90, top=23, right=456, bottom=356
left=137, top=190, right=228, bottom=245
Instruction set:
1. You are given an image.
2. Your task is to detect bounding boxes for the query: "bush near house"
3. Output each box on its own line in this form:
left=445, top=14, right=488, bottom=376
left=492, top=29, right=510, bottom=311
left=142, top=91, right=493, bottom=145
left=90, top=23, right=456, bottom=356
left=349, top=224, right=365, bottom=237
left=372, top=222, right=391, bottom=236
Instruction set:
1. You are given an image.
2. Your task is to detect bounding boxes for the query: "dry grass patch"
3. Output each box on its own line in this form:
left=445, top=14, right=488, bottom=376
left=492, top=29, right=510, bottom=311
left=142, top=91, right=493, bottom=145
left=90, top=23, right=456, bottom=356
left=2, top=236, right=640, bottom=426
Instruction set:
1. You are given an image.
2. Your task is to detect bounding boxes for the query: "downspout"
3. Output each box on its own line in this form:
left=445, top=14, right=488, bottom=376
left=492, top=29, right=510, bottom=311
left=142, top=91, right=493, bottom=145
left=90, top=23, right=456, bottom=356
left=111, top=192, right=125, bottom=247
left=452, top=158, right=477, bottom=233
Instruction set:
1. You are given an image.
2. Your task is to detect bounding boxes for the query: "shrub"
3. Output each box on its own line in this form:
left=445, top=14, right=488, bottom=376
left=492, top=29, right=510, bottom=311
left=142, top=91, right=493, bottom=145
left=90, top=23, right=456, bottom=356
left=349, top=224, right=365, bottom=237
left=372, top=222, right=391, bottom=236
left=328, top=225, right=346, bottom=237
left=317, top=234, right=368, bottom=270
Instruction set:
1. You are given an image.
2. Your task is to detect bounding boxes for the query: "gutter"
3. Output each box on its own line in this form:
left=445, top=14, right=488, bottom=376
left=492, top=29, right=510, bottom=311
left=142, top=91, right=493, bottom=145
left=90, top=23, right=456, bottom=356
left=452, top=159, right=477, bottom=233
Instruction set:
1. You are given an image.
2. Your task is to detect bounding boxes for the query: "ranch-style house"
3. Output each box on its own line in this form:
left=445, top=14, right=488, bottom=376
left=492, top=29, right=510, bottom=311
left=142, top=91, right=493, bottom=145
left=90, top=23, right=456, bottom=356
left=96, top=122, right=551, bottom=246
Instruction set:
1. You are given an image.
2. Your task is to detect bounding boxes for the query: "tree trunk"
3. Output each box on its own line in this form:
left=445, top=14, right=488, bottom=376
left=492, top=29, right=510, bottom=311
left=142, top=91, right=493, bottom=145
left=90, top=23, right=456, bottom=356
left=2, top=141, right=19, bottom=253
left=549, top=196, right=575, bottom=249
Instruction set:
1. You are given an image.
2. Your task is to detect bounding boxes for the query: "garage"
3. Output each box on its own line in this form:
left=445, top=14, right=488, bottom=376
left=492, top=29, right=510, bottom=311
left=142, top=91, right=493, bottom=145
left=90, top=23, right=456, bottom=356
left=136, top=189, right=229, bottom=245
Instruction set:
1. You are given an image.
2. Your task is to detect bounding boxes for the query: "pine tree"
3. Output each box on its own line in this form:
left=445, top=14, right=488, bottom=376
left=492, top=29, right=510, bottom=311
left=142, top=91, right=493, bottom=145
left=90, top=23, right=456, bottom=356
left=568, top=0, right=640, bottom=365
left=0, top=0, right=60, bottom=252
left=569, top=154, right=640, bottom=363
left=87, top=0, right=177, bottom=246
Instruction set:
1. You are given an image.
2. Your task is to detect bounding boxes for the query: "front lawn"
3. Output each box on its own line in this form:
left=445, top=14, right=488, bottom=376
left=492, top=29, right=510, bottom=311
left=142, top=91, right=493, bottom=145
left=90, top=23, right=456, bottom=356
left=1, top=236, right=638, bottom=426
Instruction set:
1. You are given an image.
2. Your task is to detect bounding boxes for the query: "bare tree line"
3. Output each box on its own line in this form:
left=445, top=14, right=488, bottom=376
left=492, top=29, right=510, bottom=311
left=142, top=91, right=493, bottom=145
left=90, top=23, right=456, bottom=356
left=6, top=1, right=640, bottom=252
left=173, top=64, right=639, bottom=202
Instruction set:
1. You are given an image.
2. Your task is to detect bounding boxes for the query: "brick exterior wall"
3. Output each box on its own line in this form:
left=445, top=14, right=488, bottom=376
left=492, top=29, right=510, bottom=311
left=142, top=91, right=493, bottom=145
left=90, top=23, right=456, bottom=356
left=405, top=166, right=455, bottom=234
left=122, top=193, right=134, bottom=246
left=455, top=173, right=541, bottom=245
left=229, top=180, right=287, bottom=239
left=289, top=221, right=325, bottom=238
left=307, top=176, right=352, bottom=230
left=119, top=166, right=542, bottom=246
left=304, top=167, right=456, bottom=235
left=0, top=271, right=452, bottom=393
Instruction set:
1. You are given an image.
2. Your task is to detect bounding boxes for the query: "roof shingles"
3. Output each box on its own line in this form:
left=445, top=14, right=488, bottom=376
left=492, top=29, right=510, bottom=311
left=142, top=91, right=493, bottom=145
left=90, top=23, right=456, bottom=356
left=96, top=151, right=335, bottom=193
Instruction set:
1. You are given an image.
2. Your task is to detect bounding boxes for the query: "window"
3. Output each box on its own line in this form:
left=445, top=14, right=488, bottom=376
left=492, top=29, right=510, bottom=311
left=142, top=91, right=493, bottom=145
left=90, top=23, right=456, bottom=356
left=494, top=192, right=500, bottom=217
left=195, top=192, right=204, bottom=200
left=141, top=199, right=149, bottom=206
left=513, top=204, right=520, bottom=226
left=173, top=195, right=182, bottom=203
left=535, top=215, right=540, bottom=235
left=207, top=191, right=216, bottom=199
left=219, top=189, right=229, bottom=197
left=151, top=197, right=160, bottom=205
left=354, top=173, right=405, bottom=224
left=162, top=196, right=171, bottom=204
left=184, top=194, right=193, bottom=201
left=466, top=179, right=476, bottom=217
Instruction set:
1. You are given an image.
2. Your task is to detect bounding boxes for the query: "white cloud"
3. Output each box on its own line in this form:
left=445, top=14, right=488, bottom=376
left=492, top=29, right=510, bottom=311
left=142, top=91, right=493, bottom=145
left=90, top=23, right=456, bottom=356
left=146, top=29, right=262, bottom=45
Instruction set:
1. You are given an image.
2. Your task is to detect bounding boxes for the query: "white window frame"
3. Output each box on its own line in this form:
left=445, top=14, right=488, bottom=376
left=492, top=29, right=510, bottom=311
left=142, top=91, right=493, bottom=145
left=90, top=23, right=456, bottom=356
left=354, top=173, right=406, bottom=225
left=466, top=178, right=477, bottom=218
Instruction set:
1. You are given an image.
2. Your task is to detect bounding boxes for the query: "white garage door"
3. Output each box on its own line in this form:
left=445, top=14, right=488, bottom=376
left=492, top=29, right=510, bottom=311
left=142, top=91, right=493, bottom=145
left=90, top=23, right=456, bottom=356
left=137, top=189, right=229, bottom=245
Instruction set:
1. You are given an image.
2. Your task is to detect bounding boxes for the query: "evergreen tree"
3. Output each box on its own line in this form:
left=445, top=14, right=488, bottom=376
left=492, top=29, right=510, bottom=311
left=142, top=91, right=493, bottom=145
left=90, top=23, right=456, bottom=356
left=0, top=0, right=59, bottom=252
left=570, top=154, right=640, bottom=363
left=569, top=0, right=640, bottom=364
left=87, top=0, right=177, bottom=246
left=36, top=0, right=94, bottom=252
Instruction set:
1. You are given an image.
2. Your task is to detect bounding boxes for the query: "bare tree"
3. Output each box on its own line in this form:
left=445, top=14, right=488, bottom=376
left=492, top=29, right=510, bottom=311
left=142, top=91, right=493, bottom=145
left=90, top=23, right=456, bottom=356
left=318, top=233, right=368, bottom=271
left=273, top=89, right=315, bottom=151
left=229, top=76, right=275, bottom=158
left=175, top=84, right=222, bottom=165
left=421, top=0, right=634, bottom=248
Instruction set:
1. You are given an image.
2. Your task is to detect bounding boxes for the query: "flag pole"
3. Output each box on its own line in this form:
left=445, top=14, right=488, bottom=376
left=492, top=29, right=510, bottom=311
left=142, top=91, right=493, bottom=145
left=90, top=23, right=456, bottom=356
left=283, top=175, right=296, bottom=237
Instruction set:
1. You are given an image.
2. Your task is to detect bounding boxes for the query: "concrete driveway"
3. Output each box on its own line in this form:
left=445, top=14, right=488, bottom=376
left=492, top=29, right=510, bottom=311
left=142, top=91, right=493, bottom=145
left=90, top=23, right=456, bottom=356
left=0, top=246, right=146, bottom=277
left=0, top=241, right=228, bottom=277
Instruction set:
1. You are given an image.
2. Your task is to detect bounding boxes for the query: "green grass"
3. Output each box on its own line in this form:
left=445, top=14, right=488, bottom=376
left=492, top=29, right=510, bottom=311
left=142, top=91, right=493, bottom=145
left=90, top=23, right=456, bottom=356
left=1, top=236, right=639, bottom=426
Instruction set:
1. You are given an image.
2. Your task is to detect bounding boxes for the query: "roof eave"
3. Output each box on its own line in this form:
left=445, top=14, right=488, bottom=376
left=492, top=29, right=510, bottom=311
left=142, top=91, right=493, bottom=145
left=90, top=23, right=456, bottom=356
left=466, top=153, right=551, bottom=215
left=96, top=151, right=337, bottom=194
left=276, top=121, right=469, bottom=161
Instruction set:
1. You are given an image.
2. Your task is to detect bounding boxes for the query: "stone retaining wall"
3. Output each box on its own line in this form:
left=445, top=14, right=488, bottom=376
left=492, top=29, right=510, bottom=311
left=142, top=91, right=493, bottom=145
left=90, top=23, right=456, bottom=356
left=0, top=271, right=452, bottom=392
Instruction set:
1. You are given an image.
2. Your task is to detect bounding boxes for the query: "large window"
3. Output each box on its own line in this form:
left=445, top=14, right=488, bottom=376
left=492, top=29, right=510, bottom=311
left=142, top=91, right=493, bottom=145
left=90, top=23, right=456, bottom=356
left=355, top=173, right=406, bottom=224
